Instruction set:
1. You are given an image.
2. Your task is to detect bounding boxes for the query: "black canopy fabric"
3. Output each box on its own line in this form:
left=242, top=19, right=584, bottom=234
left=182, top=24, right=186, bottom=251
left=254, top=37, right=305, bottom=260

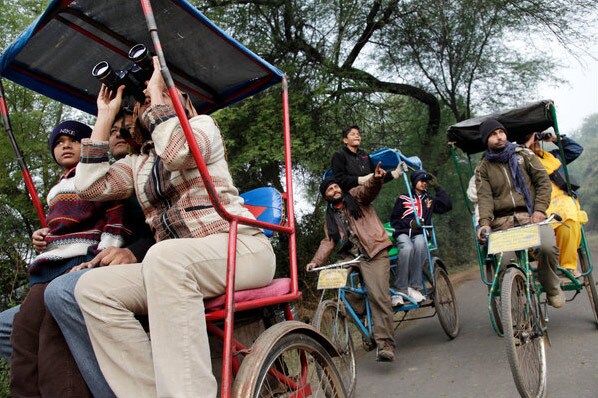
left=0, top=0, right=284, bottom=116
left=447, top=100, right=555, bottom=154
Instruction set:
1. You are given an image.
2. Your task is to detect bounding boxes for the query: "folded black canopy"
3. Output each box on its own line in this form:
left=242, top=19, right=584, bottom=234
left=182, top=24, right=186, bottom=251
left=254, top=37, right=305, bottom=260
left=447, top=100, right=555, bottom=154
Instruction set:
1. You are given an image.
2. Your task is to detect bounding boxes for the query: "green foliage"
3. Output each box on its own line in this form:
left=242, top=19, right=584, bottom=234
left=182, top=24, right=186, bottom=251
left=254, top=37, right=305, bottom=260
left=568, top=113, right=598, bottom=230
left=0, top=360, right=8, bottom=398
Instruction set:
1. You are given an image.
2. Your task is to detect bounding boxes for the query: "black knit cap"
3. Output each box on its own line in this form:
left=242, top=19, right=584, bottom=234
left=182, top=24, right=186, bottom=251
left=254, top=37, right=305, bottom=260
left=410, top=169, right=430, bottom=188
left=479, top=118, right=506, bottom=147
left=49, top=120, right=92, bottom=163
left=320, top=176, right=337, bottom=197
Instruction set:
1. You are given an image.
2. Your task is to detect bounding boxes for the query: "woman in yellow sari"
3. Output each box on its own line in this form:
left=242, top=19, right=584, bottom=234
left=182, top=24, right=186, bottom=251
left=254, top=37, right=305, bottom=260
left=524, top=131, right=587, bottom=278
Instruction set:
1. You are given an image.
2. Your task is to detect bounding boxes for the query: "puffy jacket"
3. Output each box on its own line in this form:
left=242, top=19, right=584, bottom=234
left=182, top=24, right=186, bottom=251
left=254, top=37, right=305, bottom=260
left=475, top=146, right=551, bottom=228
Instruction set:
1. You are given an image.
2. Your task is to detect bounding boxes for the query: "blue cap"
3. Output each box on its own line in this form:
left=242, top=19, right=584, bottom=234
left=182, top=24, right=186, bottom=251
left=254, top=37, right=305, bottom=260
left=49, top=120, right=92, bottom=163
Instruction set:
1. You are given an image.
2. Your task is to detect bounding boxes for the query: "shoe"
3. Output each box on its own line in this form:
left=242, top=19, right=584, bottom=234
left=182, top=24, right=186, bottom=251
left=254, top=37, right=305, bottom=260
left=391, top=295, right=404, bottom=307
left=407, top=287, right=426, bottom=303
left=376, top=343, right=395, bottom=362
left=547, top=290, right=566, bottom=308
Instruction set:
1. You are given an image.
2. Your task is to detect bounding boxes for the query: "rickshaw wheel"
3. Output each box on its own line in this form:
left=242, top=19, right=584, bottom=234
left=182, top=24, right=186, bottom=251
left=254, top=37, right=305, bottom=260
left=485, top=261, right=504, bottom=335
left=312, top=300, right=356, bottom=396
left=232, top=326, right=346, bottom=398
left=501, top=267, right=547, bottom=398
left=579, top=248, right=598, bottom=326
left=433, top=264, right=460, bottom=339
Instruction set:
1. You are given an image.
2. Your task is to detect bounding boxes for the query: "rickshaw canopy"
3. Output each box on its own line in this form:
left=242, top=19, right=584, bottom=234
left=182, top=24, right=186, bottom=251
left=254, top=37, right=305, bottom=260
left=447, top=100, right=555, bottom=154
left=0, top=0, right=284, bottom=116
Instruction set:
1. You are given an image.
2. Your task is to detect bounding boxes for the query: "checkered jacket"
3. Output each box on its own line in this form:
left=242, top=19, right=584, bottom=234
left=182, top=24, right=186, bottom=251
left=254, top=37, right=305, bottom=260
left=76, top=107, right=259, bottom=241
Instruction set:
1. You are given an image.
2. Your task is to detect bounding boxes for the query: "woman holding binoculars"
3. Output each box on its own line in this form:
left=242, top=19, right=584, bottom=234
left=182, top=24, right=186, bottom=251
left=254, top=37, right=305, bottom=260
left=64, top=56, right=276, bottom=398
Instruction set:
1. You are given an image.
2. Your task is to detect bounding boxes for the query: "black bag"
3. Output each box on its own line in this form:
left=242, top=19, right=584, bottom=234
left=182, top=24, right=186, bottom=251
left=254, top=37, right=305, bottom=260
left=549, top=168, right=579, bottom=191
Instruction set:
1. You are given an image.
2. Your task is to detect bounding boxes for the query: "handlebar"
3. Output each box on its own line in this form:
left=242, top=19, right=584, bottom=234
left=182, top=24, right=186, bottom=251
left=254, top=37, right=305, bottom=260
left=307, top=255, right=364, bottom=272
left=478, top=213, right=562, bottom=242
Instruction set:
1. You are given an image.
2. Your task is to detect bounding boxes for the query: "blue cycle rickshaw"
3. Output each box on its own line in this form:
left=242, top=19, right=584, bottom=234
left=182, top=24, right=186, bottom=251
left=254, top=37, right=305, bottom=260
left=310, top=148, right=460, bottom=396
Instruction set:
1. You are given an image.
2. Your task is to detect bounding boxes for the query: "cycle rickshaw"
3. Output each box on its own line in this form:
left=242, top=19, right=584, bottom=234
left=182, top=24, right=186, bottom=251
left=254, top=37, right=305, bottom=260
left=310, top=148, right=460, bottom=396
left=447, top=100, right=598, bottom=398
left=0, top=1, right=347, bottom=396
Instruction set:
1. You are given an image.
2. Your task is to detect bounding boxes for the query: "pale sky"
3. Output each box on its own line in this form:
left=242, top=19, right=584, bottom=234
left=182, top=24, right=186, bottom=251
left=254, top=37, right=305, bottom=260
left=537, top=55, right=598, bottom=134
left=535, top=29, right=598, bottom=134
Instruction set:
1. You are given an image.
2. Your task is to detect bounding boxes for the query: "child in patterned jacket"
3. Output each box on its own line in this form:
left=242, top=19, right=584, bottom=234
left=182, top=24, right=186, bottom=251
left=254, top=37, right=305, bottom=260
left=10, top=120, right=129, bottom=397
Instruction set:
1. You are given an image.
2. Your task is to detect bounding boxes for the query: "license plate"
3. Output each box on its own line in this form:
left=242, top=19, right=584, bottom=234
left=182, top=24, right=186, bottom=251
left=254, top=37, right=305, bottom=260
left=317, top=268, right=350, bottom=289
left=487, top=224, right=541, bottom=254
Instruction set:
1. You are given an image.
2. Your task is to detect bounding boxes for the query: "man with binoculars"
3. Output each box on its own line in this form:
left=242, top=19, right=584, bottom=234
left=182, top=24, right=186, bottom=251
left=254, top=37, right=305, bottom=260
left=92, top=44, right=153, bottom=104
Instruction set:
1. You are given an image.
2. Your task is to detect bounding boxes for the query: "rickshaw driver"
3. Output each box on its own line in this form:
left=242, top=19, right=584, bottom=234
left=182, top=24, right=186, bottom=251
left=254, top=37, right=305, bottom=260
left=475, top=119, right=565, bottom=308
left=306, top=163, right=396, bottom=362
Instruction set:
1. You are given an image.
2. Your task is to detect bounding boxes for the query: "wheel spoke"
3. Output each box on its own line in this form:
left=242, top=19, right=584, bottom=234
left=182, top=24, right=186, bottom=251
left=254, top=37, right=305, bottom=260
left=502, top=267, right=546, bottom=398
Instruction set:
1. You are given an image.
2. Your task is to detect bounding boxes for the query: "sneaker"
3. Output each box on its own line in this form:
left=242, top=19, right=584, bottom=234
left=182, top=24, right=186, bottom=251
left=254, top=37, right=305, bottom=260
left=376, top=344, right=395, bottom=362
left=547, top=289, right=566, bottom=309
left=407, top=287, right=426, bottom=303
left=391, top=295, right=404, bottom=307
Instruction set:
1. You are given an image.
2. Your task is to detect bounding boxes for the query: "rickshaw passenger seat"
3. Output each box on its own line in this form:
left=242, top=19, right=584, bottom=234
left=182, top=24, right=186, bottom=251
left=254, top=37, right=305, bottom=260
left=205, top=278, right=292, bottom=311
left=204, top=187, right=290, bottom=313
left=240, top=187, right=285, bottom=238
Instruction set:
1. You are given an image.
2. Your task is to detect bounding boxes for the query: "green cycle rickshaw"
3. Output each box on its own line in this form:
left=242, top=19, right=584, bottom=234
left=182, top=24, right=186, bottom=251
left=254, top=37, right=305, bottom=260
left=447, top=100, right=598, bottom=398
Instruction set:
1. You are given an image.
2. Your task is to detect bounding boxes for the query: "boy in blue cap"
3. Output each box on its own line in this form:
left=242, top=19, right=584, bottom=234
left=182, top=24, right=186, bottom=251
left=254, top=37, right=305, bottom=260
left=10, top=120, right=128, bottom=397
left=390, top=169, right=452, bottom=305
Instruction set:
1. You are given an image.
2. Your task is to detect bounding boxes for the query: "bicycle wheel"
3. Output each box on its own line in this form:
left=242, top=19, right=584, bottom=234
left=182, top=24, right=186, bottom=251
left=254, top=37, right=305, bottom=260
left=233, top=329, right=346, bottom=397
left=433, top=264, right=460, bottom=339
left=579, top=248, right=598, bottom=326
left=501, top=267, right=547, bottom=398
left=313, top=300, right=356, bottom=396
left=485, top=261, right=504, bottom=335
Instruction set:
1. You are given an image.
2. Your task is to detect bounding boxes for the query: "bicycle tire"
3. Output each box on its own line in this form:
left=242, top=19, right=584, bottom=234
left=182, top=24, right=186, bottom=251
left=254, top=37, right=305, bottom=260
left=313, top=300, right=356, bottom=396
left=485, top=261, right=504, bottom=335
left=232, top=329, right=346, bottom=397
left=501, top=267, right=547, bottom=398
left=579, top=248, right=598, bottom=326
left=433, top=265, right=460, bottom=339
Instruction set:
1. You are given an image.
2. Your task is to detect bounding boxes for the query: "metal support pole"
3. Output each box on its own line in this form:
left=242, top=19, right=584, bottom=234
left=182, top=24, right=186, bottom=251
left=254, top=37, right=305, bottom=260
left=0, top=78, right=47, bottom=227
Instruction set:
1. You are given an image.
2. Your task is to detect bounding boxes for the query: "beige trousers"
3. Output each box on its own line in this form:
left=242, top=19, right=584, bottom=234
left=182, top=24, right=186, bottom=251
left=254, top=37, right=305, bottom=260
left=75, top=233, right=275, bottom=398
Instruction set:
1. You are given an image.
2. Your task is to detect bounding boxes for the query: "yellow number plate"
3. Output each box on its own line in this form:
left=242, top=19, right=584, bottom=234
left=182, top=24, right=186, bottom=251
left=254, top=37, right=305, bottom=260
left=487, top=224, right=541, bottom=254
left=317, top=268, right=350, bottom=289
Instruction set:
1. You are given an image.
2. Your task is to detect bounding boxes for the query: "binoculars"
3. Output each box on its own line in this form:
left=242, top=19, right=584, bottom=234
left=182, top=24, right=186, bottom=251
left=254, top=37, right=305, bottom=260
left=534, top=131, right=552, bottom=141
left=92, top=44, right=152, bottom=103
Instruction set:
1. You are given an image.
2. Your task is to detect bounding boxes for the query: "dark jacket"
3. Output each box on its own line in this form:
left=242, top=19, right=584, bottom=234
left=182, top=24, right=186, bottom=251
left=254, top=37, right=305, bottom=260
left=331, top=147, right=375, bottom=191
left=331, top=147, right=392, bottom=191
left=544, top=136, right=583, bottom=190
left=475, top=146, right=551, bottom=228
left=122, top=197, right=155, bottom=262
left=390, top=187, right=452, bottom=238
left=309, top=176, right=392, bottom=266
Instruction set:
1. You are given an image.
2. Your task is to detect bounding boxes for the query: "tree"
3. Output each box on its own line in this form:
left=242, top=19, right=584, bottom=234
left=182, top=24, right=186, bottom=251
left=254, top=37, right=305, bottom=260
left=569, top=113, right=598, bottom=229
left=378, top=0, right=596, bottom=123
